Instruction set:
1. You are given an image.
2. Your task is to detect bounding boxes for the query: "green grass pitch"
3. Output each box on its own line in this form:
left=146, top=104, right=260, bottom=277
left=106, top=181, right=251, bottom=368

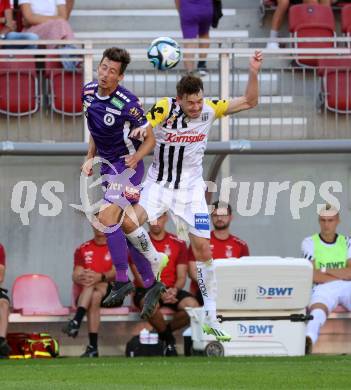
left=1, top=355, right=351, bottom=389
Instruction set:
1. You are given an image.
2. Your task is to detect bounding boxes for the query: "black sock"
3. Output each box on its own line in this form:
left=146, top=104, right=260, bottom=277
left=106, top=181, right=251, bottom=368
left=159, top=324, right=175, bottom=345
left=198, top=61, right=206, bottom=68
left=0, top=336, right=5, bottom=343
left=73, top=306, right=86, bottom=326
left=89, top=333, right=98, bottom=349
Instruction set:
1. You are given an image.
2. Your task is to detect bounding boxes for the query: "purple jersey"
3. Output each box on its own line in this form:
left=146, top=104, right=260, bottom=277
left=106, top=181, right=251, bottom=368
left=82, top=81, right=148, bottom=163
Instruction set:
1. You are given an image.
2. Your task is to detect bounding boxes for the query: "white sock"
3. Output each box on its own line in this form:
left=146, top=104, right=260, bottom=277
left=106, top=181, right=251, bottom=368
left=270, top=30, right=278, bottom=38
left=126, top=227, right=159, bottom=265
left=306, top=308, right=327, bottom=345
left=196, top=259, right=217, bottom=322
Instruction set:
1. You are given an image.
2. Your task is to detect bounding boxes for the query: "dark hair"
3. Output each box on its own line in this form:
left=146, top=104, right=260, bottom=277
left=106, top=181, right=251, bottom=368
left=101, top=47, right=131, bottom=74
left=212, top=200, right=232, bottom=215
left=176, top=74, right=204, bottom=97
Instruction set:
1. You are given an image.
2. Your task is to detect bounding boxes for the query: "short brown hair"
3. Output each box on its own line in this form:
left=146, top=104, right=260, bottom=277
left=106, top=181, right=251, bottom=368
left=176, top=74, right=204, bottom=97
left=101, top=47, right=131, bottom=74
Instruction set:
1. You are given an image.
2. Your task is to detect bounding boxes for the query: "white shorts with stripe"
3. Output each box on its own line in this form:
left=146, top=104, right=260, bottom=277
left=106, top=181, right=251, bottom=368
left=310, top=280, right=351, bottom=313
left=139, top=179, right=210, bottom=240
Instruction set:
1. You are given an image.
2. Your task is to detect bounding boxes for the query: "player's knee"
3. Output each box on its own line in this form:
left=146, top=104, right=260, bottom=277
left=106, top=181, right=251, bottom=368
left=91, top=291, right=103, bottom=307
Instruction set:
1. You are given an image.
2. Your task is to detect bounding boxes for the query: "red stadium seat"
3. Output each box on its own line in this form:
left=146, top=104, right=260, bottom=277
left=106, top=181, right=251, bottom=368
left=0, top=56, right=39, bottom=116
left=341, top=4, right=351, bottom=40
left=44, top=57, right=83, bottom=116
left=12, top=274, right=69, bottom=315
left=317, top=58, right=351, bottom=113
left=289, top=4, right=336, bottom=67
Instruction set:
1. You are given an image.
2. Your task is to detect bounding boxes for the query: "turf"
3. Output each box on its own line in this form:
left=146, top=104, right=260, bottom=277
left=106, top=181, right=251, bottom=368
left=1, top=355, right=350, bottom=389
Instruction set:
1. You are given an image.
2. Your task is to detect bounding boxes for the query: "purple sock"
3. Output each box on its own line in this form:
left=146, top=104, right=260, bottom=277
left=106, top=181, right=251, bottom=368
left=127, top=240, right=155, bottom=288
left=105, top=226, right=129, bottom=282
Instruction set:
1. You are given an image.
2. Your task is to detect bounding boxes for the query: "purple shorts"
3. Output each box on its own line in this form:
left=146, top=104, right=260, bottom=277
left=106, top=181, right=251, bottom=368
left=179, top=0, right=213, bottom=39
left=100, top=159, right=144, bottom=208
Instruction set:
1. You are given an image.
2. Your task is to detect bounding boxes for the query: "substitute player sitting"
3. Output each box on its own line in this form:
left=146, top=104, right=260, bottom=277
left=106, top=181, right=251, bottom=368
left=120, top=50, right=263, bottom=341
left=302, top=204, right=351, bottom=354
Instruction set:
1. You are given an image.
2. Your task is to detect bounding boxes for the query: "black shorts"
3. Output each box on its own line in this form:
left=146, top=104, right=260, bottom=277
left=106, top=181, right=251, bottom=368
left=0, top=287, right=10, bottom=303
left=133, top=287, right=193, bottom=311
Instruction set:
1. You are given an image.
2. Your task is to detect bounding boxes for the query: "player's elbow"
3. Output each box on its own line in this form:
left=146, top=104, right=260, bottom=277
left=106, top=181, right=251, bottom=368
left=246, top=96, right=258, bottom=109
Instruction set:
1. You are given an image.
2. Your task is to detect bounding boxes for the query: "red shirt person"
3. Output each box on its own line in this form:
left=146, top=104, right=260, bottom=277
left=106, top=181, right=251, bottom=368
left=188, top=201, right=250, bottom=302
left=62, top=226, right=116, bottom=358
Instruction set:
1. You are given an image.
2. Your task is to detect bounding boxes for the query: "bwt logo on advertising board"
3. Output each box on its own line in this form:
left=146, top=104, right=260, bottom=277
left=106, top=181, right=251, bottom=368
left=256, top=286, right=294, bottom=299
left=237, top=324, right=274, bottom=337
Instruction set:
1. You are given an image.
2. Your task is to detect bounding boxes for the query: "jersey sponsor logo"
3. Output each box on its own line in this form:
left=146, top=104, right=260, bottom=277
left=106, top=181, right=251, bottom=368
left=194, top=214, right=210, bottom=231
left=237, top=323, right=274, bottom=337
left=256, top=286, right=294, bottom=299
left=165, top=133, right=206, bottom=143
left=116, top=90, right=131, bottom=103
left=104, top=113, right=115, bottom=126
left=106, top=107, right=121, bottom=115
left=317, top=261, right=345, bottom=269
left=111, top=97, right=125, bottom=110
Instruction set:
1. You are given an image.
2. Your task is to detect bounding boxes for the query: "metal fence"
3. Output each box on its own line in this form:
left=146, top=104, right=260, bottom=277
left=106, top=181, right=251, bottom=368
left=0, top=38, right=350, bottom=143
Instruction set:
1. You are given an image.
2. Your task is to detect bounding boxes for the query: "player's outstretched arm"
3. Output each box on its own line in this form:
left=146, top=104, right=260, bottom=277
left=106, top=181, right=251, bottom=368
left=225, top=50, right=263, bottom=115
left=124, top=124, right=155, bottom=169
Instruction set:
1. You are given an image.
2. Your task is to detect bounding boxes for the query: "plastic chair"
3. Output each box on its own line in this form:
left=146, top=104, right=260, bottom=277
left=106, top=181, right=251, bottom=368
left=0, top=56, right=39, bottom=116
left=289, top=4, right=336, bottom=67
left=44, top=56, right=83, bottom=116
left=317, top=58, right=351, bottom=113
left=12, top=274, right=69, bottom=315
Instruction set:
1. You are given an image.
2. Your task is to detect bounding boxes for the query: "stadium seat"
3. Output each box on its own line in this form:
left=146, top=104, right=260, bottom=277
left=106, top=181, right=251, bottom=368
left=12, top=274, right=69, bottom=315
left=341, top=4, right=351, bottom=46
left=317, top=58, right=351, bottom=113
left=289, top=4, right=336, bottom=67
left=0, top=56, right=39, bottom=116
left=44, top=56, right=83, bottom=116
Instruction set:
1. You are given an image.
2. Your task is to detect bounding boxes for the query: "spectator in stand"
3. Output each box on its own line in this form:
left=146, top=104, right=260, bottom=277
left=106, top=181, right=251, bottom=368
left=267, top=0, right=290, bottom=49
left=19, top=0, right=75, bottom=41
left=0, top=243, right=10, bottom=358
left=175, top=0, right=213, bottom=76
left=188, top=201, right=250, bottom=304
left=0, top=0, right=38, bottom=44
left=302, top=204, right=351, bottom=354
left=130, top=212, right=199, bottom=356
left=65, top=0, right=74, bottom=19
left=62, top=224, right=116, bottom=358
left=266, top=0, right=335, bottom=49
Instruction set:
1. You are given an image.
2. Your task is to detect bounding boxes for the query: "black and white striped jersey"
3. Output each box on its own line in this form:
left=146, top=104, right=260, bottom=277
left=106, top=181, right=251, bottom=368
left=146, top=97, right=229, bottom=189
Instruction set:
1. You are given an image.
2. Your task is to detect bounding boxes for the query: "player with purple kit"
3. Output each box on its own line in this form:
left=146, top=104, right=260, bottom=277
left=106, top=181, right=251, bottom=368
left=65, top=48, right=168, bottom=335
